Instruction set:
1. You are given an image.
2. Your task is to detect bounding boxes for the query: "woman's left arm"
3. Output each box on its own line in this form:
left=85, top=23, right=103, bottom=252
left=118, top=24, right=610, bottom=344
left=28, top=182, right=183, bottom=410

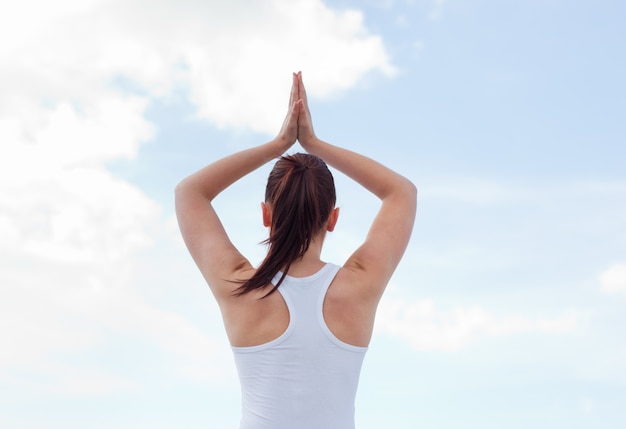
left=175, top=74, right=301, bottom=298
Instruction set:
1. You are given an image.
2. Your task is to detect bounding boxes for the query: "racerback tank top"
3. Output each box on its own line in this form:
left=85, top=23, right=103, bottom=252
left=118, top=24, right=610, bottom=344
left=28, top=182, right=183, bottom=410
left=231, top=263, right=368, bottom=429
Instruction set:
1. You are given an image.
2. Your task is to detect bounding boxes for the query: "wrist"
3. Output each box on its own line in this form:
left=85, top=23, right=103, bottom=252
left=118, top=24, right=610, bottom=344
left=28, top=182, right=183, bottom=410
left=300, top=135, right=322, bottom=154
left=269, top=136, right=293, bottom=156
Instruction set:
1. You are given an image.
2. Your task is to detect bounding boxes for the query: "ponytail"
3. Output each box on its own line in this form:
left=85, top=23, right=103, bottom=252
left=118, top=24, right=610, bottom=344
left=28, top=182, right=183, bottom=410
left=234, top=153, right=336, bottom=297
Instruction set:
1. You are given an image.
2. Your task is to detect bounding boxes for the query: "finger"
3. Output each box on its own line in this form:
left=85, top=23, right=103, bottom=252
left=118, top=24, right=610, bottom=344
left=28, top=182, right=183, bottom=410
left=291, top=99, right=302, bottom=121
left=296, top=98, right=305, bottom=120
left=285, top=100, right=301, bottom=126
left=288, top=72, right=298, bottom=107
left=294, top=71, right=300, bottom=101
left=298, top=71, right=308, bottom=105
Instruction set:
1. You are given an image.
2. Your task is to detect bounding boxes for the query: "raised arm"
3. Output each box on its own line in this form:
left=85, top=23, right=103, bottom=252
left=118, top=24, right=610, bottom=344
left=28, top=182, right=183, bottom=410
left=175, top=73, right=302, bottom=298
left=296, top=72, right=417, bottom=298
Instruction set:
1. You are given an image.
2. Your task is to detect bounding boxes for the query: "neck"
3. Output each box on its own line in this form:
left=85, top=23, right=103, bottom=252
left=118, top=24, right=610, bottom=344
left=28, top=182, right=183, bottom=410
left=284, top=235, right=326, bottom=277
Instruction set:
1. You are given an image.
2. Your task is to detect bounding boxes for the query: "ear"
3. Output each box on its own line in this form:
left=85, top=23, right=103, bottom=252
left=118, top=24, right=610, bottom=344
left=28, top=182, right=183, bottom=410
left=261, top=202, right=271, bottom=227
left=326, top=207, right=340, bottom=232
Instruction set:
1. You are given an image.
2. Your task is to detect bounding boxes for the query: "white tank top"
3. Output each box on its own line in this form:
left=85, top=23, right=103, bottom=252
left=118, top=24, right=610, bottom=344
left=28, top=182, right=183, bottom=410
left=231, top=263, right=368, bottom=429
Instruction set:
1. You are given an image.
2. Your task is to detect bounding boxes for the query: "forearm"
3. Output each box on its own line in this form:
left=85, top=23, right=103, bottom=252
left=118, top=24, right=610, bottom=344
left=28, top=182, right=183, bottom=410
left=305, top=137, right=415, bottom=200
left=176, top=138, right=288, bottom=201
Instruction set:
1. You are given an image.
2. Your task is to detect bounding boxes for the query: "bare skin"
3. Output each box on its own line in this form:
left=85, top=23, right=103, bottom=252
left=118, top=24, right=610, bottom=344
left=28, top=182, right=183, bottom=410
left=175, top=72, right=417, bottom=348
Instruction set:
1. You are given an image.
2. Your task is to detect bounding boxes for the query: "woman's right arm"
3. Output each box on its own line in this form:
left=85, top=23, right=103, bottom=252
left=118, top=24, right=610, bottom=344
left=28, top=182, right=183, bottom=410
left=296, top=72, right=417, bottom=299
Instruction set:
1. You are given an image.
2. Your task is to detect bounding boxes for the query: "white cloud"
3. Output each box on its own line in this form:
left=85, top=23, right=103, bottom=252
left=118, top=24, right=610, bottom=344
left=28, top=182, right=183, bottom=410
left=599, top=263, right=626, bottom=294
left=1, top=0, right=394, bottom=136
left=0, top=0, right=395, bottom=395
left=375, top=297, right=578, bottom=351
left=0, top=82, right=161, bottom=378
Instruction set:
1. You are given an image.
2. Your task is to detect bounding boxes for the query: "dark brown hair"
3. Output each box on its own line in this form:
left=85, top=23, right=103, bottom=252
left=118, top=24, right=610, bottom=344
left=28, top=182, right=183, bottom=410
left=234, top=153, right=336, bottom=297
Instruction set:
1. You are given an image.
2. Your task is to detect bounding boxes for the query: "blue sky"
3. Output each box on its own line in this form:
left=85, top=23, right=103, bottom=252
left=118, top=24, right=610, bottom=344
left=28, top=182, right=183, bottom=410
left=1, top=0, right=625, bottom=428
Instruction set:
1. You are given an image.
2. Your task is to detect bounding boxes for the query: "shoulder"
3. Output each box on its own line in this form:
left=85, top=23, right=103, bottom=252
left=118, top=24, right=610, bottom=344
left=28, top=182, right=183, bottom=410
left=330, top=264, right=384, bottom=304
left=324, top=264, right=382, bottom=346
left=209, top=264, right=257, bottom=302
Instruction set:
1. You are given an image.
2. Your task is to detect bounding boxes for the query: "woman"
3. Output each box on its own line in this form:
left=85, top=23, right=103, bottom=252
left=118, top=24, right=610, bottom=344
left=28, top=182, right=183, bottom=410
left=175, top=72, right=417, bottom=429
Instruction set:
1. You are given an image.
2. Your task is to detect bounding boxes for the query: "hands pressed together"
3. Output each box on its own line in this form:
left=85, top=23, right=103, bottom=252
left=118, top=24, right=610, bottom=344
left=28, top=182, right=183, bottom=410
left=277, top=71, right=317, bottom=152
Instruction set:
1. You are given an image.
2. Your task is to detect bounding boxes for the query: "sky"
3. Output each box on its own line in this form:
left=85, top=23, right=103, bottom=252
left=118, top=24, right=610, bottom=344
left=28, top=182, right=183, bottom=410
left=0, top=0, right=625, bottom=428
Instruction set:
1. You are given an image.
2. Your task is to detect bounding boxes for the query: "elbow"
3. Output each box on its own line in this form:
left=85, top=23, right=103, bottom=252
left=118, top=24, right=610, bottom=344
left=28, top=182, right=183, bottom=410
left=174, top=180, right=188, bottom=203
left=174, top=178, right=195, bottom=207
left=402, top=177, right=418, bottom=203
left=174, top=181, right=185, bottom=212
left=174, top=179, right=187, bottom=196
left=409, top=182, right=418, bottom=210
left=174, top=178, right=213, bottom=207
left=382, top=177, right=417, bottom=206
left=407, top=179, right=418, bottom=197
left=175, top=175, right=200, bottom=197
left=400, top=178, right=418, bottom=216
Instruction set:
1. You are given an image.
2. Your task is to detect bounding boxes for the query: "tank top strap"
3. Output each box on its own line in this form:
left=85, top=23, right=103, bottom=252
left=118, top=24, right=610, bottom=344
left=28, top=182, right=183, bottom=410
left=316, top=263, right=341, bottom=295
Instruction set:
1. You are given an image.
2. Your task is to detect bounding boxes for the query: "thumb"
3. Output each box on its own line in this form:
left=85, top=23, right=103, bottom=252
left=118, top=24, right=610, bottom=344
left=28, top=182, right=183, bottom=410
left=293, top=99, right=303, bottom=117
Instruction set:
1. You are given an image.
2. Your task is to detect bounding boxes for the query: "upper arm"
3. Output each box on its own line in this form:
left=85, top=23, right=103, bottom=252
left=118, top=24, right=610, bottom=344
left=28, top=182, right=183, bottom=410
left=344, top=180, right=417, bottom=297
left=175, top=185, right=252, bottom=297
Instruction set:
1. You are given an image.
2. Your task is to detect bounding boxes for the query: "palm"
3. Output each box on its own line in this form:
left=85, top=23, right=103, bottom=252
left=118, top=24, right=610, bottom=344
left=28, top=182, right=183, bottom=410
left=276, top=73, right=302, bottom=148
left=295, top=72, right=316, bottom=149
